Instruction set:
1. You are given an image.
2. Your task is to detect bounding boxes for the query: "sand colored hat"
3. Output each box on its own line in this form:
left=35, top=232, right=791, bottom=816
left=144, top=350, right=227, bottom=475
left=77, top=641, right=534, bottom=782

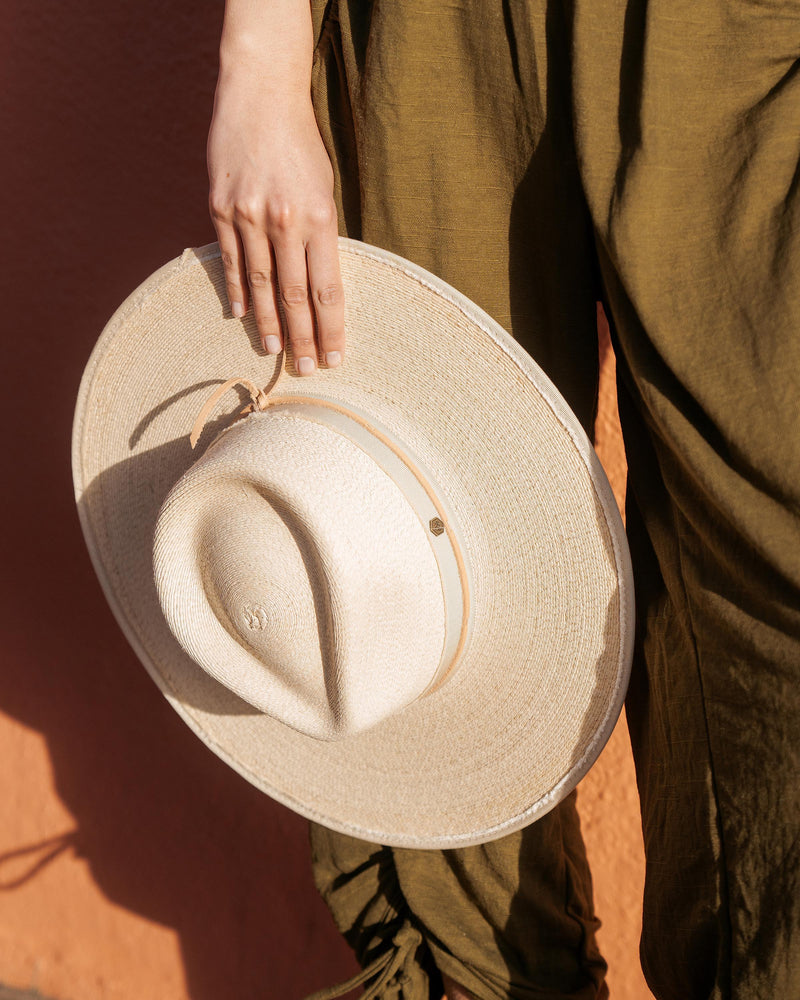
left=72, top=238, right=633, bottom=849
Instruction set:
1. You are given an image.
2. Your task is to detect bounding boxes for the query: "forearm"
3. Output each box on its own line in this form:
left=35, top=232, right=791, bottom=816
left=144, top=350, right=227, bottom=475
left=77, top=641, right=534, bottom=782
left=218, top=0, right=314, bottom=101
left=208, top=0, right=344, bottom=372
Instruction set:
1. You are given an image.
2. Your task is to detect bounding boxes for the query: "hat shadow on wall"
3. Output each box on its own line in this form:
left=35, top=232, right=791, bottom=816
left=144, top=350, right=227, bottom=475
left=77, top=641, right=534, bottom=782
left=2, top=431, right=359, bottom=1000
left=0, top=0, right=357, bottom=996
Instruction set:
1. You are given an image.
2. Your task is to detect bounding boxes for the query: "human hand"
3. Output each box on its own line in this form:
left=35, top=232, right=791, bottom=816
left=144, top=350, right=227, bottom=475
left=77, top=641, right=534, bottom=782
left=207, top=55, right=344, bottom=375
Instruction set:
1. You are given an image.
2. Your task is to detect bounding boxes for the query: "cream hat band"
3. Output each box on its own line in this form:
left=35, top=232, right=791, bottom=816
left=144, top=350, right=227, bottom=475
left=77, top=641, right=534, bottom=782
left=72, top=238, right=634, bottom=848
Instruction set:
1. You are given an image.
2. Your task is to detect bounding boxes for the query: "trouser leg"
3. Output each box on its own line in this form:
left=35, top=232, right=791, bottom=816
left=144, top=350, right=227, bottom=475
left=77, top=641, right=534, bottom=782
left=309, top=2, right=607, bottom=998
left=310, top=796, right=607, bottom=1000
left=393, top=794, right=607, bottom=1000
left=312, top=0, right=600, bottom=429
left=571, top=1, right=800, bottom=996
left=309, top=824, right=441, bottom=999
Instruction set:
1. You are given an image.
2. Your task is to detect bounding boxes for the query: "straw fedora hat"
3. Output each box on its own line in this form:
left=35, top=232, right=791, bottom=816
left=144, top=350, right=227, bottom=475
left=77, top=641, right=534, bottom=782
left=72, top=238, right=633, bottom=849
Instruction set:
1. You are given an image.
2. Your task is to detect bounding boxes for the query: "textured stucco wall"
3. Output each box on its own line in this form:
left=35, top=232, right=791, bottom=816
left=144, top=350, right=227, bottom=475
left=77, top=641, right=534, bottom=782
left=0, top=2, right=651, bottom=998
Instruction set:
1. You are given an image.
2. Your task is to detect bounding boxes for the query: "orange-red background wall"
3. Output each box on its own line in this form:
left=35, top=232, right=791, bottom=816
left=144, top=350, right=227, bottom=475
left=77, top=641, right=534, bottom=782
left=0, top=3, right=651, bottom=998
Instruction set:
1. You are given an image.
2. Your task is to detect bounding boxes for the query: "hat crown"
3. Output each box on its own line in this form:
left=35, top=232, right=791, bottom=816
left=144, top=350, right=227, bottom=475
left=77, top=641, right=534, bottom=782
left=153, top=403, right=466, bottom=740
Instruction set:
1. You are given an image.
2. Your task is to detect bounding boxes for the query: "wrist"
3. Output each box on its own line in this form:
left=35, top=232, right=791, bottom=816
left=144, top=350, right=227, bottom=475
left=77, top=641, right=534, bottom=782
left=217, top=61, right=310, bottom=104
left=219, top=42, right=312, bottom=103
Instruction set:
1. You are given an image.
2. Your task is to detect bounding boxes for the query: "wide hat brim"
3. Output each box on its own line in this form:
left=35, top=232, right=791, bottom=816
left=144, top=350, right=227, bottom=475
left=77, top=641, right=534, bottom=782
left=72, top=239, right=633, bottom=849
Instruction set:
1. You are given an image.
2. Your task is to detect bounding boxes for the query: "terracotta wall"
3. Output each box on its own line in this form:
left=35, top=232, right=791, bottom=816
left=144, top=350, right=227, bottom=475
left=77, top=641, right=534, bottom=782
left=0, top=2, right=651, bottom=998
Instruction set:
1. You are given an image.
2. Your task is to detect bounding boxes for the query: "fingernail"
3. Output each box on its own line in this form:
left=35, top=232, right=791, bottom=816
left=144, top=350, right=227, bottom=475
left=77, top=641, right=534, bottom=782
left=265, top=335, right=281, bottom=354
left=325, top=351, right=342, bottom=368
left=231, top=301, right=244, bottom=318
left=297, top=357, right=315, bottom=375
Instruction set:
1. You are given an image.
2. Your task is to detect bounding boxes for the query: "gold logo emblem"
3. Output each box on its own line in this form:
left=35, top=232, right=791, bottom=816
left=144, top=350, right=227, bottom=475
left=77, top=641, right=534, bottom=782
left=429, top=517, right=445, bottom=537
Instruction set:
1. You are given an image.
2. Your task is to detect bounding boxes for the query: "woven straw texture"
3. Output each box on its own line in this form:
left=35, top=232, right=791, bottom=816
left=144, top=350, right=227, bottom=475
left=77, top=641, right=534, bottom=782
left=72, top=240, right=633, bottom=848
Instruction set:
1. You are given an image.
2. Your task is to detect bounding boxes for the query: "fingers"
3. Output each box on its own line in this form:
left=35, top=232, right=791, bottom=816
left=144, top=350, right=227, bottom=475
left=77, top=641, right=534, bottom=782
left=213, top=218, right=249, bottom=319
left=212, top=205, right=344, bottom=376
left=241, top=231, right=282, bottom=355
left=307, top=226, right=345, bottom=369
left=273, top=235, right=318, bottom=374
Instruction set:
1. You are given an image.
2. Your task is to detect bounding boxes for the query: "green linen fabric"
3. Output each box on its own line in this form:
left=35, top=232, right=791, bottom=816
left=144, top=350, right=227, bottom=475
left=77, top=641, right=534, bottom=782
left=310, top=794, right=606, bottom=1000
left=307, top=2, right=800, bottom=998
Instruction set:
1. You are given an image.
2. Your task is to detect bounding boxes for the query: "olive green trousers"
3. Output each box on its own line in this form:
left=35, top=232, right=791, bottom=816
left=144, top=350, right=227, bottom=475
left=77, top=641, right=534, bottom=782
left=307, top=2, right=800, bottom=998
